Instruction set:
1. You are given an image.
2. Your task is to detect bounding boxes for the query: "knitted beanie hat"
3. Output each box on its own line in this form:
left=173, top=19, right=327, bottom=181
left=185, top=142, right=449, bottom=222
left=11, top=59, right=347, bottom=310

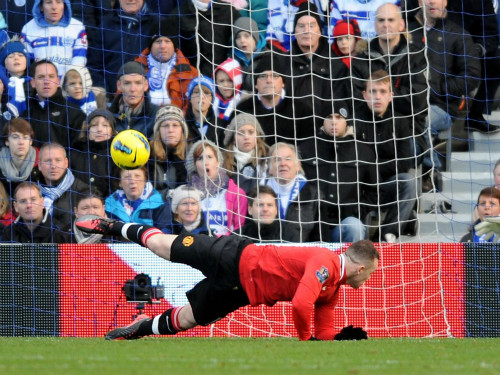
left=186, top=139, right=224, bottom=175
left=333, top=19, right=361, bottom=38
left=232, top=17, right=260, bottom=44
left=87, top=108, right=116, bottom=129
left=186, top=76, right=216, bottom=100
left=153, top=105, right=188, bottom=139
left=214, top=58, right=243, bottom=93
left=62, top=65, right=93, bottom=98
left=169, top=185, right=204, bottom=214
left=223, top=113, right=264, bottom=147
left=293, top=2, right=322, bottom=33
left=0, top=38, right=28, bottom=64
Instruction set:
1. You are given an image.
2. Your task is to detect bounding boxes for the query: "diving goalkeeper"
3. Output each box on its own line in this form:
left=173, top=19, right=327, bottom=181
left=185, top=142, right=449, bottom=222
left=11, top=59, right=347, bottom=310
left=76, top=215, right=379, bottom=341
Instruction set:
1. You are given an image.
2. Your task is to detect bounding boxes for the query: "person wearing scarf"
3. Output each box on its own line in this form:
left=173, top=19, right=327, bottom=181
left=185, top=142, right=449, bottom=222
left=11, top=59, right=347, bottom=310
left=261, top=142, right=320, bottom=242
left=169, top=185, right=209, bottom=235
left=213, top=58, right=242, bottom=128
left=186, top=139, right=247, bottom=236
left=0, top=36, right=30, bottom=116
left=61, top=66, right=104, bottom=115
left=222, top=113, right=269, bottom=193
left=35, top=143, right=90, bottom=230
left=105, top=166, right=173, bottom=235
left=331, top=19, right=363, bottom=69
left=0, top=118, right=39, bottom=197
left=134, top=28, right=198, bottom=111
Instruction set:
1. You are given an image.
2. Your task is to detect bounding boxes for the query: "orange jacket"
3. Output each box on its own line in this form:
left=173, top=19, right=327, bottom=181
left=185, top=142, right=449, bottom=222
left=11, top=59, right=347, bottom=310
left=135, top=48, right=198, bottom=112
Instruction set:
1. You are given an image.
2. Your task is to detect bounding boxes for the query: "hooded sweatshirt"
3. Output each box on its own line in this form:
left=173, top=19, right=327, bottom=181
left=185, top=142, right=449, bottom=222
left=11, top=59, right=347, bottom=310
left=21, top=0, right=87, bottom=77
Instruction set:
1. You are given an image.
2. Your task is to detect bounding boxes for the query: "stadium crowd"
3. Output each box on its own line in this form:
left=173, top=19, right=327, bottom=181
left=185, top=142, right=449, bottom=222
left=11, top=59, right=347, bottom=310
left=0, top=0, right=497, bottom=244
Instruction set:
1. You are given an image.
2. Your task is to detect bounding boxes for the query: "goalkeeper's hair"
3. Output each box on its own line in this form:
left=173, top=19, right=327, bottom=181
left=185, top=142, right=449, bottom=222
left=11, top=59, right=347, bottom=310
left=345, top=240, right=379, bottom=265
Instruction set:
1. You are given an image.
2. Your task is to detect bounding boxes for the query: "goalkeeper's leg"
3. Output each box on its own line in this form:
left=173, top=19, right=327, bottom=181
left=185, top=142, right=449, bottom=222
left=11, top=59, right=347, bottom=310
left=105, top=304, right=198, bottom=340
left=76, top=214, right=177, bottom=260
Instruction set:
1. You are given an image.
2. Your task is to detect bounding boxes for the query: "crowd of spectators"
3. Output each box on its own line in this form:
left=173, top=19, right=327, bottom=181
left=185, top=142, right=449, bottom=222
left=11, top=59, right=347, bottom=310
left=0, top=0, right=496, bottom=244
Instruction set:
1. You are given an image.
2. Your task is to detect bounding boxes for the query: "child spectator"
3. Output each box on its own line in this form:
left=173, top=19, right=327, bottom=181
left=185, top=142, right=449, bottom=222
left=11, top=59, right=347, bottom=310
left=213, top=58, right=242, bottom=128
left=461, top=187, right=500, bottom=243
left=0, top=36, right=30, bottom=115
left=222, top=113, right=268, bottom=193
left=149, top=105, right=189, bottom=195
left=169, top=185, right=208, bottom=235
left=21, top=0, right=87, bottom=77
left=0, top=118, right=39, bottom=197
left=185, top=76, right=219, bottom=144
left=61, top=66, right=106, bottom=114
left=241, top=185, right=281, bottom=242
left=231, top=17, right=269, bottom=91
left=70, top=109, right=120, bottom=197
left=186, top=140, right=247, bottom=236
left=331, top=19, right=362, bottom=68
left=134, top=30, right=198, bottom=111
left=105, top=166, right=173, bottom=234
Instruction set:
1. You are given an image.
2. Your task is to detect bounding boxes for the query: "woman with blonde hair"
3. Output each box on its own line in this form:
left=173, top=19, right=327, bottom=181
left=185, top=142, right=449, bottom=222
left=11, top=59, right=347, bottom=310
left=222, top=113, right=269, bottom=193
left=149, top=105, right=189, bottom=195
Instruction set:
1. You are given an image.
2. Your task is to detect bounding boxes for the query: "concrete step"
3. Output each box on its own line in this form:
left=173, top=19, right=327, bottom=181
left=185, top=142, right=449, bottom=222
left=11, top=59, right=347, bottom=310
left=417, top=212, right=471, bottom=236
left=441, top=171, right=493, bottom=193
left=471, top=131, right=500, bottom=152
left=449, top=152, right=500, bottom=173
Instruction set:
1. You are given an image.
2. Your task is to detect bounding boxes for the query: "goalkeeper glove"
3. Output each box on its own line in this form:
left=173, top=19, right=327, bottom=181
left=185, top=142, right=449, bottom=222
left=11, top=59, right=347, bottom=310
left=334, top=325, right=368, bottom=341
left=474, top=216, right=500, bottom=243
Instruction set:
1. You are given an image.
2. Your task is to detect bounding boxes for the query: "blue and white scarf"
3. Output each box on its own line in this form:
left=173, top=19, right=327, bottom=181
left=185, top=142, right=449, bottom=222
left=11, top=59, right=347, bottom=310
left=114, top=181, right=154, bottom=216
left=147, top=52, right=177, bottom=106
left=265, top=174, right=307, bottom=219
left=213, top=92, right=241, bottom=122
left=7, top=76, right=28, bottom=114
left=39, top=169, right=75, bottom=214
left=67, top=90, right=97, bottom=115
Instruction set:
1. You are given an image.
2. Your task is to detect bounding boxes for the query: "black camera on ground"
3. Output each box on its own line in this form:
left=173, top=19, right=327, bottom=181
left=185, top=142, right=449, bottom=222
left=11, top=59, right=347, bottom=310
left=123, top=273, right=164, bottom=303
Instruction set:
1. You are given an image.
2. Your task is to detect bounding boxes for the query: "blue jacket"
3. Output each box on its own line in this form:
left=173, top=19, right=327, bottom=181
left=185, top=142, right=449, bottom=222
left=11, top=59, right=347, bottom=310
left=105, top=188, right=173, bottom=233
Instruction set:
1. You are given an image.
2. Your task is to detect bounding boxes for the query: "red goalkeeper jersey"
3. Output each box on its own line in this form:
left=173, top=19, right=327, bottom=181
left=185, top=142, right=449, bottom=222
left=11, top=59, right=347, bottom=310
left=238, top=244, right=346, bottom=341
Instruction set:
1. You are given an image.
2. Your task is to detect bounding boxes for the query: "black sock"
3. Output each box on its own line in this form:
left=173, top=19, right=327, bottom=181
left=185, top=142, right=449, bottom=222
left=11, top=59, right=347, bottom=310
left=119, top=223, right=163, bottom=247
left=137, top=308, right=180, bottom=336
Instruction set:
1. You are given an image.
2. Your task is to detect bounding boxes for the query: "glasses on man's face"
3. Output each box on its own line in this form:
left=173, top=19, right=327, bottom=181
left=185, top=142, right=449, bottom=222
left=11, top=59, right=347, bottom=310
left=257, top=72, right=280, bottom=81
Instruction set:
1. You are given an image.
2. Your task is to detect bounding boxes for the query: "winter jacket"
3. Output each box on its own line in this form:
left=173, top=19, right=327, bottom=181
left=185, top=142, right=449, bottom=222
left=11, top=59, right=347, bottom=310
left=185, top=105, right=223, bottom=145
left=355, top=104, right=413, bottom=181
left=70, top=138, right=120, bottom=197
left=232, top=37, right=269, bottom=92
left=300, top=129, right=378, bottom=225
left=108, top=95, right=158, bottom=139
left=263, top=178, right=321, bottom=242
left=21, top=88, right=86, bottom=149
left=21, top=0, right=87, bottom=77
left=172, top=217, right=210, bottom=235
left=1, top=209, right=70, bottom=243
left=135, top=48, right=198, bottom=112
left=408, top=12, right=481, bottom=116
left=241, top=219, right=282, bottom=242
left=351, top=35, right=429, bottom=153
left=283, top=38, right=350, bottom=118
left=225, top=178, right=248, bottom=232
left=236, top=95, right=315, bottom=146
left=149, top=150, right=188, bottom=195
left=169, top=0, right=240, bottom=77
left=87, top=4, right=163, bottom=93
left=105, top=188, right=173, bottom=233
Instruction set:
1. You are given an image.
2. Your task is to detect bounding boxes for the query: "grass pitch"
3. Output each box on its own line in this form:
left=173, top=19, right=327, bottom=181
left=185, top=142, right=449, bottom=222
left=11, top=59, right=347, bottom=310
left=0, top=337, right=498, bottom=375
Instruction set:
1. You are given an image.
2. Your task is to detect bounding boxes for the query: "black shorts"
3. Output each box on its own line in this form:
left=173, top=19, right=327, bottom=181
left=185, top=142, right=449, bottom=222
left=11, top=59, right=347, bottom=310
left=170, top=233, right=252, bottom=325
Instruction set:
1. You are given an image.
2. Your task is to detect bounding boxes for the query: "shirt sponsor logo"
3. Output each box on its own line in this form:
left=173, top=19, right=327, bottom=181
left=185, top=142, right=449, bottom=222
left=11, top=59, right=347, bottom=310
left=316, top=266, right=330, bottom=284
left=182, top=235, right=194, bottom=247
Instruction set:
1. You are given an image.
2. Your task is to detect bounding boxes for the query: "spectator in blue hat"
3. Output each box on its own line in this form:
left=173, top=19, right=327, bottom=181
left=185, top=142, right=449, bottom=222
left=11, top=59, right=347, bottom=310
left=0, top=36, right=30, bottom=115
left=184, top=76, right=221, bottom=145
